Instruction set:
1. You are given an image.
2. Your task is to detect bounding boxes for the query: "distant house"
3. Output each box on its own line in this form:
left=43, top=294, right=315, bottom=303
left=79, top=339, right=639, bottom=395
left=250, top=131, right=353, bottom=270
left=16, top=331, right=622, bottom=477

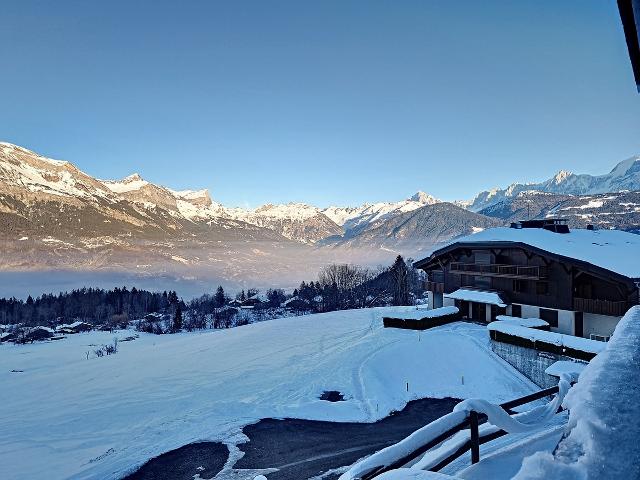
left=283, top=296, right=310, bottom=311
left=415, top=220, right=640, bottom=339
left=25, top=326, right=55, bottom=342
left=0, top=331, right=16, bottom=343
left=242, top=292, right=268, bottom=308
left=228, top=299, right=242, bottom=308
left=56, top=321, right=93, bottom=334
left=143, top=313, right=166, bottom=323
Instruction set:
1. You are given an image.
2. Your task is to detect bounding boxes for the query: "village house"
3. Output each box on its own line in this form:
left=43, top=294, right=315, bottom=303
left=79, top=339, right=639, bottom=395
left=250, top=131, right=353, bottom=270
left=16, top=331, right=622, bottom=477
left=415, top=220, right=640, bottom=340
left=56, top=321, right=93, bottom=334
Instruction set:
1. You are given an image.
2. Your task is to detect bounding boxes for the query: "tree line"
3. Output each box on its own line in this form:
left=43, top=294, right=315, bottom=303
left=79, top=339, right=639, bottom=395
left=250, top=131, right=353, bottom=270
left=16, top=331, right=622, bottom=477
left=0, top=255, right=425, bottom=331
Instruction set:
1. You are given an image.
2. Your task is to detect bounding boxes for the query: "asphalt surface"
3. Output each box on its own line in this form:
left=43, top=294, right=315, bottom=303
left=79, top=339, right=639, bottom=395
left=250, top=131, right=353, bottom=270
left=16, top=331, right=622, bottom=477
left=123, top=397, right=460, bottom=480
left=122, top=442, right=228, bottom=480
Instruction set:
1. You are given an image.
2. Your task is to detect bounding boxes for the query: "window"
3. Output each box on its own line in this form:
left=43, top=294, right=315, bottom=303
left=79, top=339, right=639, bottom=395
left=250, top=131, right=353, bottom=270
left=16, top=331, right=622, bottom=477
left=511, top=304, right=522, bottom=317
left=539, top=308, right=558, bottom=328
left=536, top=282, right=549, bottom=295
left=513, top=279, right=527, bottom=293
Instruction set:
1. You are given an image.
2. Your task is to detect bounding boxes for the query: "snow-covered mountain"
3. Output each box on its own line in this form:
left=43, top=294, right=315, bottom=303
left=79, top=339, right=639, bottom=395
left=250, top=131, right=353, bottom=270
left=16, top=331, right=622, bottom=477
left=469, top=156, right=640, bottom=211
left=322, top=191, right=439, bottom=235
left=1, top=141, right=639, bottom=291
left=479, top=190, right=640, bottom=234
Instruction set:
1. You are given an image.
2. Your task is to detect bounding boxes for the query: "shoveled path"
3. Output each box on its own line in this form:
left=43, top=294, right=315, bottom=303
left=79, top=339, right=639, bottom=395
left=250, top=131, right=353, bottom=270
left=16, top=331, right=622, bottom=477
left=235, top=397, right=459, bottom=479
left=123, top=397, right=459, bottom=480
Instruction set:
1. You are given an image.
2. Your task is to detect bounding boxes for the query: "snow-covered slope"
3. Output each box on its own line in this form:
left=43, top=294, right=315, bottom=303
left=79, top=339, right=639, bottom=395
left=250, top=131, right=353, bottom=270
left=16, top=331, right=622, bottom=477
left=469, top=156, right=640, bottom=211
left=0, top=309, right=537, bottom=480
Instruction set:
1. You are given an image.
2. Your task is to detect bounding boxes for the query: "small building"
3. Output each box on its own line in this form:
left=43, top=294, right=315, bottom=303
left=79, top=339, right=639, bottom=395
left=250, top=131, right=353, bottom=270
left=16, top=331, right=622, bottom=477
left=56, top=321, right=93, bottom=334
left=0, top=331, right=16, bottom=343
left=25, top=326, right=55, bottom=342
left=415, top=221, right=640, bottom=339
left=283, top=296, right=310, bottom=311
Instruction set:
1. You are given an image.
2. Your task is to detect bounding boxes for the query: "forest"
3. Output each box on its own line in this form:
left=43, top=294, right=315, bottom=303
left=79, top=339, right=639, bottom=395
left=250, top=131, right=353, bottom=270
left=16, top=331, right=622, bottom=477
left=0, top=256, right=426, bottom=334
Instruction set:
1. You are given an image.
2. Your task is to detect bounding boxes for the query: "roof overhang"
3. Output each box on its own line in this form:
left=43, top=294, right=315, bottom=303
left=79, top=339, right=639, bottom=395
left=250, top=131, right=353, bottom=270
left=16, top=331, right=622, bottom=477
left=414, top=240, right=637, bottom=287
left=618, top=0, right=640, bottom=92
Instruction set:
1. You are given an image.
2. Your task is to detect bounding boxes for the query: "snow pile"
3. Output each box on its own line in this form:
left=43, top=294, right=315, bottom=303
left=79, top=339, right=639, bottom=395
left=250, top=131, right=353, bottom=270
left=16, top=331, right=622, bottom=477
left=446, top=289, right=506, bottom=307
left=544, top=361, right=586, bottom=380
left=495, top=316, right=548, bottom=329
left=514, top=306, right=640, bottom=480
left=454, top=374, right=570, bottom=435
left=0, top=308, right=537, bottom=480
left=487, top=322, right=606, bottom=355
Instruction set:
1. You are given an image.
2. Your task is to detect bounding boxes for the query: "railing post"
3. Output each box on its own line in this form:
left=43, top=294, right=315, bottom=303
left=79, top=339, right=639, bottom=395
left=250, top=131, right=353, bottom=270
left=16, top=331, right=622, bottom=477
left=469, top=410, right=480, bottom=464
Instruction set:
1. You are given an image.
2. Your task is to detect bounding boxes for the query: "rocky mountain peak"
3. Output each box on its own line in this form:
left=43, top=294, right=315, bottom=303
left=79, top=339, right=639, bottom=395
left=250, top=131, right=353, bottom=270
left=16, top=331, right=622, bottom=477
left=408, top=191, right=439, bottom=204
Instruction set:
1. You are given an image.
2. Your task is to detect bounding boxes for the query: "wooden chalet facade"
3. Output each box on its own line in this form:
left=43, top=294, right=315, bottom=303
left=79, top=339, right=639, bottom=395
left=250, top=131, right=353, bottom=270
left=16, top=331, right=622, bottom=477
left=415, top=220, right=640, bottom=339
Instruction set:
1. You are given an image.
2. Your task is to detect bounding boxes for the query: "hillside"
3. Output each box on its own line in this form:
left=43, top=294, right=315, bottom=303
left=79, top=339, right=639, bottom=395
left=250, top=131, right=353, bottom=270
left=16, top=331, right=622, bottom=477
left=0, top=308, right=536, bottom=480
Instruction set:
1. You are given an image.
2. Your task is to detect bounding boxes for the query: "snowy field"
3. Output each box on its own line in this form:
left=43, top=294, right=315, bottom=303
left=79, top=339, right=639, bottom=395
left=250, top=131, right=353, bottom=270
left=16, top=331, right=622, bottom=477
left=0, top=307, right=538, bottom=480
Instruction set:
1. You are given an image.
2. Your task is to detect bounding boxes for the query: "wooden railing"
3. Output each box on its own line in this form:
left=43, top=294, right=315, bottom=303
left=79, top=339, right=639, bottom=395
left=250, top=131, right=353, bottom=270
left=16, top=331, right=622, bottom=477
left=357, top=385, right=562, bottom=480
left=574, top=297, right=632, bottom=317
left=449, top=262, right=547, bottom=280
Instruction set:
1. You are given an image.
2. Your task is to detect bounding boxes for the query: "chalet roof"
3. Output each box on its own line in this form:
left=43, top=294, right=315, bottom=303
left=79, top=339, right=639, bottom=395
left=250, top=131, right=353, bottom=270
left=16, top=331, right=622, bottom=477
left=415, top=227, right=640, bottom=280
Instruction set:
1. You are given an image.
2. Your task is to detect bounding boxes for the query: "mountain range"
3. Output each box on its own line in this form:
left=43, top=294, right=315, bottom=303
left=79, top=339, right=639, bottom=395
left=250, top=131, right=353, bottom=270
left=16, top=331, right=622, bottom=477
left=1, top=141, right=639, bottom=295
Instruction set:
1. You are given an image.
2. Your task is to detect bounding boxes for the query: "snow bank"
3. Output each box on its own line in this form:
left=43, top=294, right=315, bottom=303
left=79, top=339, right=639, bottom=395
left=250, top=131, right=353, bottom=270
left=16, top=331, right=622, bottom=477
left=0, top=307, right=536, bottom=480
left=514, top=306, right=640, bottom=480
left=487, top=322, right=606, bottom=355
left=495, top=316, right=548, bottom=329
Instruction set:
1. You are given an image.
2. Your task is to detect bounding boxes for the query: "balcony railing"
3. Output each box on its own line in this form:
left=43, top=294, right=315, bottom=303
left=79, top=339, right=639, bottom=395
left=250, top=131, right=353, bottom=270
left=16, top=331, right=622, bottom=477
left=449, top=262, right=547, bottom=280
left=574, top=297, right=632, bottom=317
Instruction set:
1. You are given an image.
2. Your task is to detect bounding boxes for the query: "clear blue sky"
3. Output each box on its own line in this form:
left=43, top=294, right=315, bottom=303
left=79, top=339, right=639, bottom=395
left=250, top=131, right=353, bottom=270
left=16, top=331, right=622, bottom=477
left=1, top=0, right=639, bottom=207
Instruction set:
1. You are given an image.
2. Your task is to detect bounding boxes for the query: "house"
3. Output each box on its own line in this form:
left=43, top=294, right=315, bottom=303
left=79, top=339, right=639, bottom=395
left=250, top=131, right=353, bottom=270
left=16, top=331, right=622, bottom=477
left=0, top=331, right=16, bottom=343
left=283, top=296, right=310, bottom=311
left=56, top=321, right=93, bottom=334
left=25, top=326, right=55, bottom=342
left=414, top=220, right=640, bottom=339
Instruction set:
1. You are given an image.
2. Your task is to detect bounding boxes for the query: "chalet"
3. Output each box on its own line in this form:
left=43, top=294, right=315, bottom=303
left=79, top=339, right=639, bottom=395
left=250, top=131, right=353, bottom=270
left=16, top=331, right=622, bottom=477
left=415, top=220, right=640, bottom=340
left=25, top=326, right=55, bottom=342
left=56, top=321, right=93, bottom=334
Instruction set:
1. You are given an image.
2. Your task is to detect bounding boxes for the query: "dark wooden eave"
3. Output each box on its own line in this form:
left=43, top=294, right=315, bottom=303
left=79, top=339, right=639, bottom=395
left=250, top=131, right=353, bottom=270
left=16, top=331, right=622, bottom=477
left=618, top=0, right=640, bottom=92
left=413, top=240, right=639, bottom=288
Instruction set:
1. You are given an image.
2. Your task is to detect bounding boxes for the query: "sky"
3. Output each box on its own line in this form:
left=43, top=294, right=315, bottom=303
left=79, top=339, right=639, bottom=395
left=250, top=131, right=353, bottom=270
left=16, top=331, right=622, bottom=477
left=1, top=0, right=639, bottom=208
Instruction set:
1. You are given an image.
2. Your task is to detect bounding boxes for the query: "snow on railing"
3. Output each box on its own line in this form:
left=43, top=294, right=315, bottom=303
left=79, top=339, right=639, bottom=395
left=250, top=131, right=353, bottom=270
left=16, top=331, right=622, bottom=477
left=339, top=377, right=572, bottom=480
left=514, top=306, right=640, bottom=479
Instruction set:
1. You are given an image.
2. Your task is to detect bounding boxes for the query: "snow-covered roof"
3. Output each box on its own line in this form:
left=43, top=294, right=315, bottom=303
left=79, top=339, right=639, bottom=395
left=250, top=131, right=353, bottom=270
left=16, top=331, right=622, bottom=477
left=429, top=227, right=640, bottom=279
left=487, top=322, right=606, bottom=354
left=495, top=315, right=548, bottom=328
left=57, top=321, right=91, bottom=329
left=445, top=288, right=506, bottom=307
left=28, top=326, right=54, bottom=334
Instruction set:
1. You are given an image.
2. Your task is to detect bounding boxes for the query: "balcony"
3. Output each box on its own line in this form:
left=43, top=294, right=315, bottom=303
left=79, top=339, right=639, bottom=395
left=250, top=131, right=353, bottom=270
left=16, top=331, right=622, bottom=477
left=449, top=262, right=547, bottom=280
left=574, top=297, right=633, bottom=317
